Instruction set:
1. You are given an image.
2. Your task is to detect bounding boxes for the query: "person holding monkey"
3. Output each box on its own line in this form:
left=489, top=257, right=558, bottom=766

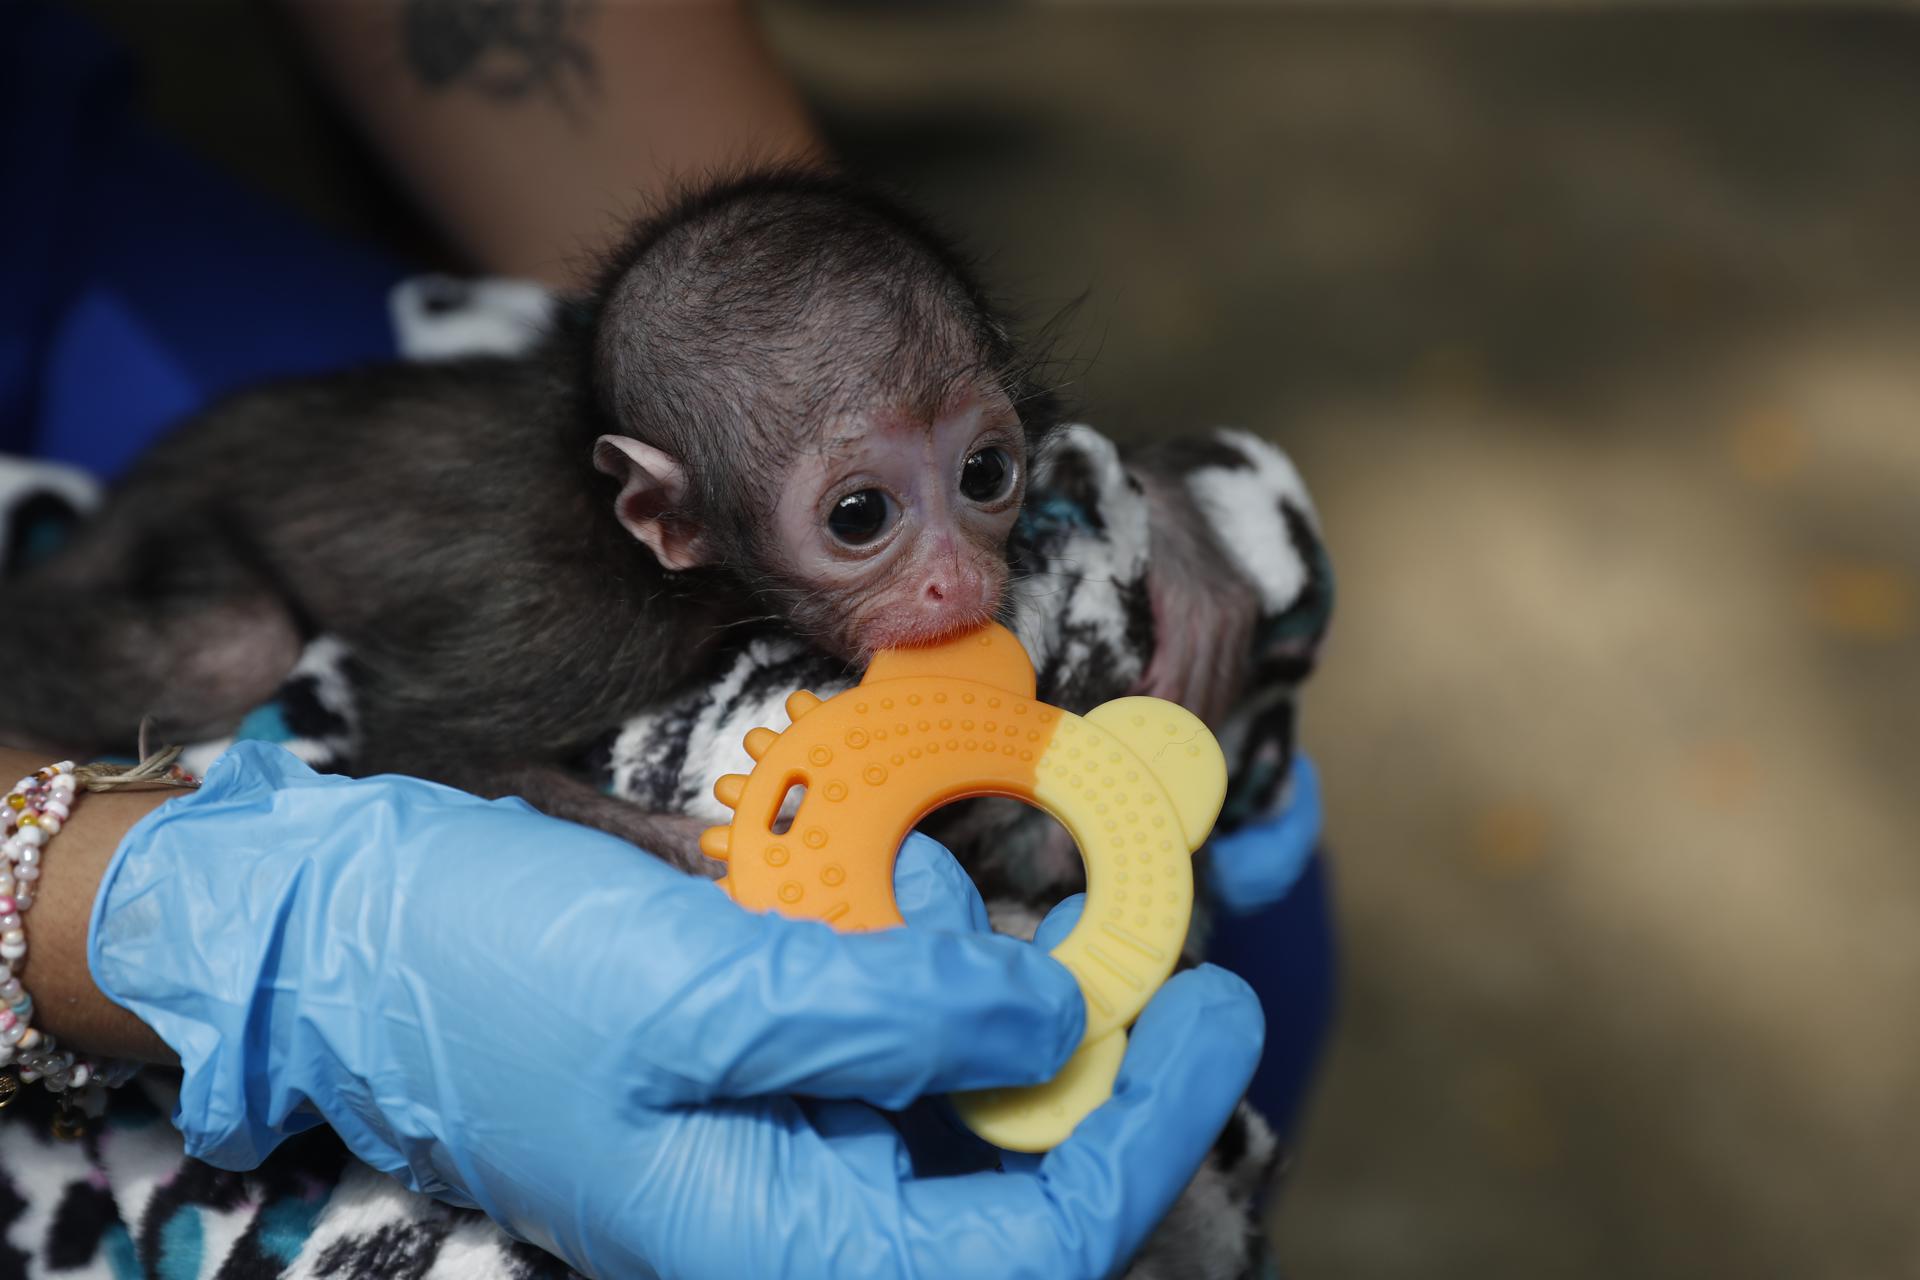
left=0, top=2, right=1331, bottom=1276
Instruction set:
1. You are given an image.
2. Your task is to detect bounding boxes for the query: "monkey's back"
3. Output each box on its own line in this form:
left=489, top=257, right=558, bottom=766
left=88, top=351, right=706, bottom=754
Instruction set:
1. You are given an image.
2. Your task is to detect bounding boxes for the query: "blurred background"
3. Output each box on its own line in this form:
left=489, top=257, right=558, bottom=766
left=50, top=3, right=1920, bottom=1276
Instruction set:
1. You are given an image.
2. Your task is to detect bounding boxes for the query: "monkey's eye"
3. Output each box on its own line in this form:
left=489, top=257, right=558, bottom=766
left=960, top=447, right=1014, bottom=503
left=828, top=489, right=894, bottom=546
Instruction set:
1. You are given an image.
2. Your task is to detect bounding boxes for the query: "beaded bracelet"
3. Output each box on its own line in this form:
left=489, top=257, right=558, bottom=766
left=0, top=751, right=195, bottom=1134
left=0, top=762, right=97, bottom=1107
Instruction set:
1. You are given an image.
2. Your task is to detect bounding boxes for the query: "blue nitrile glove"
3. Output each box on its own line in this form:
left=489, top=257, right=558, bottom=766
left=1205, top=754, right=1324, bottom=915
left=90, top=742, right=1264, bottom=1280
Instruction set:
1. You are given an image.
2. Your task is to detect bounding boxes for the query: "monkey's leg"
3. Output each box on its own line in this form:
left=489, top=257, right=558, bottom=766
left=355, top=726, right=717, bottom=875
left=0, top=520, right=304, bottom=752
left=476, top=763, right=717, bottom=876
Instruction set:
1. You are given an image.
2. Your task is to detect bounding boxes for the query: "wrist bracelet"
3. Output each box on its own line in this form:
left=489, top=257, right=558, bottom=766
left=0, top=750, right=197, bottom=1135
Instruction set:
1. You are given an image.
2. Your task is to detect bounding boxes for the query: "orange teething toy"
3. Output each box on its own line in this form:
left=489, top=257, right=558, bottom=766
left=704, top=622, right=1227, bottom=1151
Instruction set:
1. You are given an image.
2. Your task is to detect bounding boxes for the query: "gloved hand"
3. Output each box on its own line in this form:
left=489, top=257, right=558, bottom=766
left=90, top=742, right=1264, bottom=1280
left=1205, top=753, right=1323, bottom=914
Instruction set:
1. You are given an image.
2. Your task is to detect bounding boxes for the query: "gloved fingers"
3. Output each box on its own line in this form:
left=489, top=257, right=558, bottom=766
left=606, top=1097, right=979, bottom=1280
left=898, top=965, right=1264, bottom=1280
left=629, top=914, right=1086, bottom=1110
left=1031, top=893, right=1086, bottom=952
left=892, top=832, right=993, bottom=934
left=800, top=1098, right=916, bottom=1186
left=566, top=1098, right=886, bottom=1280
left=895, top=1097, right=1005, bottom=1179
left=1276, top=752, right=1322, bottom=849
left=1206, top=752, right=1322, bottom=914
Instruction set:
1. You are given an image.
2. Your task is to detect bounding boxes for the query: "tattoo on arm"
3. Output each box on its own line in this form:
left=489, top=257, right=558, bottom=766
left=402, top=0, right=597, bottom=116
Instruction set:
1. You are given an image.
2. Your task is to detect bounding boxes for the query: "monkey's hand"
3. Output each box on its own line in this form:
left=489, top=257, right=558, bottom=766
left=1134, top=471, right=1263, bottom=729
left=91, top=741, right=1263, bottom=1280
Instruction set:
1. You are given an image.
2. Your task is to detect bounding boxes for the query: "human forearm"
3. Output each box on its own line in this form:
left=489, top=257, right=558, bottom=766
left=284, top=0, right=826, bottom=285
left=0, top=749, right=175, bottom=1064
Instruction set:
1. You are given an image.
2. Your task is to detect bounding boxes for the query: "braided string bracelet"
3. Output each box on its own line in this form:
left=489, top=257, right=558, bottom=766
left=0, top=747, right=198, bottom=1136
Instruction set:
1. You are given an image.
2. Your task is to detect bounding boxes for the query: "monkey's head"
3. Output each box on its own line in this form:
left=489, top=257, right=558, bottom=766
left=588, top=172, right=1055, bottom=660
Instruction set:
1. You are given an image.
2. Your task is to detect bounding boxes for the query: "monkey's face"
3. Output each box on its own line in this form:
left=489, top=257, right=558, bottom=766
left=767, top=387, right=1027, bottom=660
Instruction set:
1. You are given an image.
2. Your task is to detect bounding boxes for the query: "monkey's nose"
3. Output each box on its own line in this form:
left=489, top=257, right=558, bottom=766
left=921, top=573, right=987, bottom=615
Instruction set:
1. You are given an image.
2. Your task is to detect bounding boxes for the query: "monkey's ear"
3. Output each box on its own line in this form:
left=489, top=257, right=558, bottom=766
left=593, top=435, right=710, bottom=571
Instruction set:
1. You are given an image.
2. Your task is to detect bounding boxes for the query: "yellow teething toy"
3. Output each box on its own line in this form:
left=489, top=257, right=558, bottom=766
left=702, top=622, right=1227, bottom=1151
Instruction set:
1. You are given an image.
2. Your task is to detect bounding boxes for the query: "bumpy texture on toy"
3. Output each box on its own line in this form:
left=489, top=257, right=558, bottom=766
left=705, top=623, right=1226, bottom=1151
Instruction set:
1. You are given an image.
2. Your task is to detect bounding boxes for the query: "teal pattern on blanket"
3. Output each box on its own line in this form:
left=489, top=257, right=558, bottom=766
left=257, top=1195, right=329, bottom=1265
left=156, top=1206, right=204, bottom=1280
left=103, top=1224, right=140, bottom=1280
left=235, top=700, right=297, bottom=745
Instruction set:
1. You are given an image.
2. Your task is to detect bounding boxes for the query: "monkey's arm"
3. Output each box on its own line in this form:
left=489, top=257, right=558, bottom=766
left=1133, top=466, right=1263, bottom=730
left=1129, top=433, right=1332, bottom=731
left=285, top=0, right=825, bottom=284
left=428, top=760, right=717, bottom=876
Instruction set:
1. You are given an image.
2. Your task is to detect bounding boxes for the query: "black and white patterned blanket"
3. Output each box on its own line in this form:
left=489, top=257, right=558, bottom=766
left=0, top=279, right=1331, bottom=1279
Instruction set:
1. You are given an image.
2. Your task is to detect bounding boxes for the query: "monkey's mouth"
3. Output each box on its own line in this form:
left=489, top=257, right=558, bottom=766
left=857, top=607, right=1000, bottom=659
